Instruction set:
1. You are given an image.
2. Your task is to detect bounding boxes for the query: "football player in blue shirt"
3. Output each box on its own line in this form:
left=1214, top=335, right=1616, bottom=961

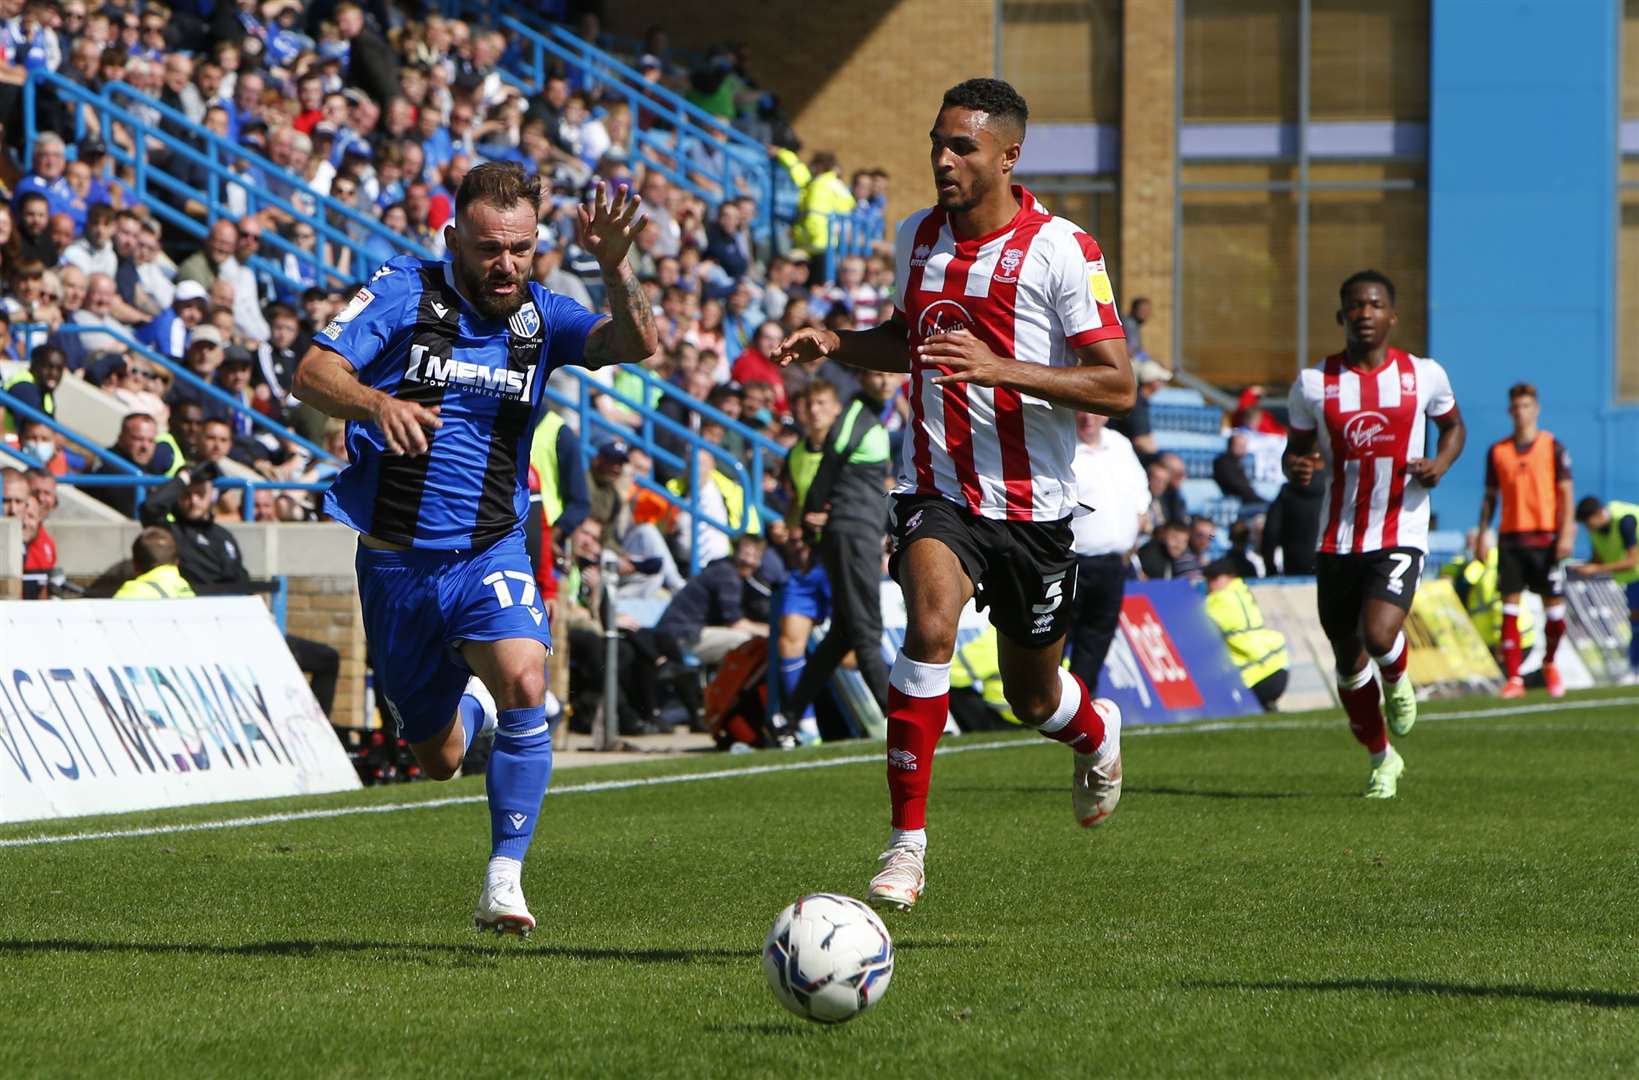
left=293, top=162, right=657, bottom=934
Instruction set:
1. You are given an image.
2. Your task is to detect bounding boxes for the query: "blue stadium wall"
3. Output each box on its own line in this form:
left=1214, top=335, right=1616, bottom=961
left=1429, top=0, right=1638, bottom=539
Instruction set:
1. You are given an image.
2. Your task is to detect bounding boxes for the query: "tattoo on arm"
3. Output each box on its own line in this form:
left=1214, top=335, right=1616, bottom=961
left=584, top=263, right=657, bottom=368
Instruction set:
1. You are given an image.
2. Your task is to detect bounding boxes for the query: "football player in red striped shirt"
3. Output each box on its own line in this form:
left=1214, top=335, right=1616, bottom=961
left=775, top=79, right=1135, bottom=911
left=1284, top=271, right=1466, bottom=799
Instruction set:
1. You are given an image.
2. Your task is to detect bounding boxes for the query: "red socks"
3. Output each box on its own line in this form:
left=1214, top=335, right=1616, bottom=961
left=1038, top=669, right=1108, bottom=754
left=1543, top=603, right=1567, bottom=665
left=1500, top=604, right=1522, bottom=679
left=1338, top=664, right=1387, bottom=754
left=885, top=656, right=950, bottom=831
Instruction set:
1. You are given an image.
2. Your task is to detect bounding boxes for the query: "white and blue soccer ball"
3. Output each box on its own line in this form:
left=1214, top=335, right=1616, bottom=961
left=762, top=893, right=895, bottom=1023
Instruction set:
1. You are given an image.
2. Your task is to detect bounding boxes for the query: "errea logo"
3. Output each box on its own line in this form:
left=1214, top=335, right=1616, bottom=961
left=910, top=243, right=932, bottom=267
left=405, top=343, right=536, bottom=400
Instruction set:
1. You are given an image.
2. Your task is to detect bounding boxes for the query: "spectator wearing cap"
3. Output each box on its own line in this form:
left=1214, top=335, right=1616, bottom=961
left=114, top=527, right=197, bottom=600
left=587, top=438, right=686, bottom=597
left=163, top=326, right=231, bottom=424
left=1111, top=357, right=1172, bottom=459
left=531, top=230, right=593, bottom=309
left=14, top=134, right=73, bottom=218
left=139, top=280, right=210, bottom=360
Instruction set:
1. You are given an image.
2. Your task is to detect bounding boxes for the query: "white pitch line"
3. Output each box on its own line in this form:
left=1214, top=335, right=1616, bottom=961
left=2, top=695, right=1634, bottom=849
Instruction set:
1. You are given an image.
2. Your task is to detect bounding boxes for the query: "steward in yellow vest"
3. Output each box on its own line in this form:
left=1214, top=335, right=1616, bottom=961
left=1203, top=561, right=1289, bottom=711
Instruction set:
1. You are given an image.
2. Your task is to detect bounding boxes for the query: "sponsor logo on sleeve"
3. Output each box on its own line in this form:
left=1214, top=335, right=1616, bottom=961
left=320, top=287, right=375, bottom=340
left=1087, top=258, right=1115, bottom=305
left=910, top=242, right=932, bottom=267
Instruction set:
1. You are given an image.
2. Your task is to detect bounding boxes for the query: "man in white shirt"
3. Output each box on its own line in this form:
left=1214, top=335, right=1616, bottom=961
left=60, top=203, right=118, bottom=279
left=1068, top=412, right=1150, bottom=693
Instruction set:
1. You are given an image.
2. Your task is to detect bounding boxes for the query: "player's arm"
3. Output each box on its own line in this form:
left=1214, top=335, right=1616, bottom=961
left=772, top=313, right=911, bottom=375
left=1405, top=405, right=1466, bottom=489
left=575, top=183, right=660, bottom=369
left=1281, top=427, right=1321, bottom=484
left=292, top=345, right=442, bottom=456
left=917, top=332, right=1137, bottom=416
left=1554, top=440, right=1576, bottom=561
left=1576, top=516, right=1639, bottom=576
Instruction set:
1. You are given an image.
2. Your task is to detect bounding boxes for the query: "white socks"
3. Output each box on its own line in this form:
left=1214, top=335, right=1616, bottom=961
left=889, top=828, right=927, bottom=850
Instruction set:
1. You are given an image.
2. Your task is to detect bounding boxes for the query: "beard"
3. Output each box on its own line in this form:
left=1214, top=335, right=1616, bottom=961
left=454, top=250, right=530, bottom=321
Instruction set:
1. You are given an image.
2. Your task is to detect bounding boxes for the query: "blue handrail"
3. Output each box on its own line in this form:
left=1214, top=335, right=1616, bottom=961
left=58, top=473, right=331, bottom=522
left=0, top=385, right=141, bottom=476
left=19, top=323, right=340, bottom=467
left=24, top=71, right=430, bottom=296
left=824, top=211, right=889, bottom=283
left=544, top=369, right=777, bottom=576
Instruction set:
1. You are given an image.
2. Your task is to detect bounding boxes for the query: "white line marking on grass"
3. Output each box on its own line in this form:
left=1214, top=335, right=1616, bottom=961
left=3, top=696, right=1634, bottom=849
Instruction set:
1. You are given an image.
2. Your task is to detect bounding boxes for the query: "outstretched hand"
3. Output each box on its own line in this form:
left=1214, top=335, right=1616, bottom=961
left=576, top=181, right=649, bottom=274
left=773, top=327, right=840, bottom=367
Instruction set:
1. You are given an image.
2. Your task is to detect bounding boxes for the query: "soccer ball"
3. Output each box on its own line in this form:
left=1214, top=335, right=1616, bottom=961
left=762, top=893, right=895, bottom=1023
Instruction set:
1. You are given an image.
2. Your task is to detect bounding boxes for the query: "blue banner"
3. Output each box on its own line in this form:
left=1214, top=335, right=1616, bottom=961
left=1096, top=580, right=1259, bottom=725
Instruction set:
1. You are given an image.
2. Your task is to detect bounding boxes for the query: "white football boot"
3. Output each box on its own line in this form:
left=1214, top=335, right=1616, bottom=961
left=867, top=844, right=926, bottom=912
left=1072, top=698, right=1124, bottom=828
left=474, top=873, right=535, bottom=936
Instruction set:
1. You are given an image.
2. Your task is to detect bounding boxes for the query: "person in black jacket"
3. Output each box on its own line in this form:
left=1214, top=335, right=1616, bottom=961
left=1260, top=470, right=1326, bottom=575
left=774, top=371, right=894, bottom=725
left=335, top=2, right=400, bottom=107
left=1212, top=431, right=1266, bottom=510
left=140, top=464, right=340, bottom=716
left=654, top=533, right=776, bottom=664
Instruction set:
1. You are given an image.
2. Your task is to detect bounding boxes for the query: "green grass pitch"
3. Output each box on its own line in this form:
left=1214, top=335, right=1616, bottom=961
left=2, top=691, right=1636, bottom=1078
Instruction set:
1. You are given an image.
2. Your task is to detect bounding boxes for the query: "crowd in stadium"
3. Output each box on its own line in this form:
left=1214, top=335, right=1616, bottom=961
left=2, top=1, right=1636, bottom=750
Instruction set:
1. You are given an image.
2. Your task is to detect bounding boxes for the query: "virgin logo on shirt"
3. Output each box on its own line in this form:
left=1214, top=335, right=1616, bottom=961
left=1342, top=410, right=1394, bottom=453
left=917, top=298, right=973, bottom=340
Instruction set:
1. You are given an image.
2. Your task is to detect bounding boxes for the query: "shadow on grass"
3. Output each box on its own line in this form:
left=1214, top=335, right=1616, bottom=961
left=1188, top=978, right=1639, bottom=1009
left=0, top=938, right=757, bottom=965
left=945, top=784, right=1316, bottom=800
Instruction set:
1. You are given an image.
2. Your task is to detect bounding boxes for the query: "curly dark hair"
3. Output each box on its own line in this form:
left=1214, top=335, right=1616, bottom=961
left=1338, top=269, right=1396, bottom=307
left=940, top=78, right=1028, bottom=135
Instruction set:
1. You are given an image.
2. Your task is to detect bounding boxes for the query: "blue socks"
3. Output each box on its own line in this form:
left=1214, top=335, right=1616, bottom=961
left=457, top=693, right=486, bottom=754
left=487, top=705, right=553, bottom=862
left=779, top=655, right=815, bottom=721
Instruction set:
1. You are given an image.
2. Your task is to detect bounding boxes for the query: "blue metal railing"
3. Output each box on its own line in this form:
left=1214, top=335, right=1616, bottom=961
left=0, top=386, right=142, bottom=481
left=824, top=211, right=889, bottom=283
left=17, top=323, right=340, bottom=468
left=464, top=9, right=781, bottom=248
left=546, top=366, right=784, bottom=576
left=58, top=473, right=331, bottom=523
left=24, top=71, right=431, bottom=297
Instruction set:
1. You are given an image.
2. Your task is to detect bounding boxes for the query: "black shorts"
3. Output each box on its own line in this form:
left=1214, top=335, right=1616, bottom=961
left=1314, top=547, right=1424, bottom=643
left=888, top=494, right=1076, bottom=648
left=1498, top=541, right=1566, bottom=598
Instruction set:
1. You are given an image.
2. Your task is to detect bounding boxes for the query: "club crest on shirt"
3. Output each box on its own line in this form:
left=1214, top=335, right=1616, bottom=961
left=508, top=303, right=541, bottom=339
left=917, top=298, right=973, bottom=340
left=994, top=246, right=1025, bottom=283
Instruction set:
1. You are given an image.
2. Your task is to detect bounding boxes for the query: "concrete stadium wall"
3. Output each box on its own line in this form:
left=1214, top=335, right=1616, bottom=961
left=1429, top=0, right=1634, bottom=540
left=605, top=0, right=996, bottom=228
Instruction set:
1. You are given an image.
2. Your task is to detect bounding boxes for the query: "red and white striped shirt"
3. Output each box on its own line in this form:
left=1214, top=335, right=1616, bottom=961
left=1287, top=349, right=1457, bottom=555
left=892, top=187, right=1124, bottom=522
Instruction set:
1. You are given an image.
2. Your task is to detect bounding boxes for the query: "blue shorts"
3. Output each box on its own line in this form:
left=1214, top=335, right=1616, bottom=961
left=783, top=564, right=832, bottom=622
left=1628, top=581, right=1639, bottom=612
left=356, top=530, right=550, bottom=744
